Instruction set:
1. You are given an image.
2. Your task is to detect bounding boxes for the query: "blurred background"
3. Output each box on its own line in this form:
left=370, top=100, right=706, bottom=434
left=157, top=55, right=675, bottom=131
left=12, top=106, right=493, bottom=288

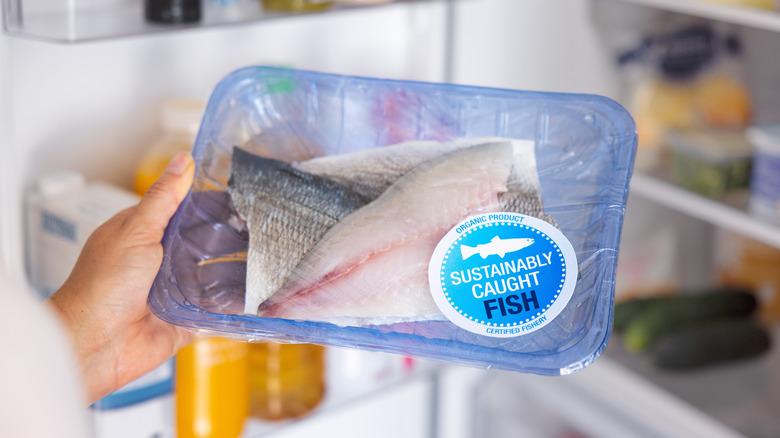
left=2, top=0, right=780, bottom=437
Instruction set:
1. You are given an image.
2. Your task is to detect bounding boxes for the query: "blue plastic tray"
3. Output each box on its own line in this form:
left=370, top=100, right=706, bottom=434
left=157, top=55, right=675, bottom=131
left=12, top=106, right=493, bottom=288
left=149, top=66, right=636, bottom=375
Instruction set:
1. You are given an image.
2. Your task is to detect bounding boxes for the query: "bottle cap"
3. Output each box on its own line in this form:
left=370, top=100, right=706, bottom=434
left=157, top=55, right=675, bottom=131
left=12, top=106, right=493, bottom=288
left=161, top=99, right=204, bottom=137
left=37, top=172, right=86, bottom=198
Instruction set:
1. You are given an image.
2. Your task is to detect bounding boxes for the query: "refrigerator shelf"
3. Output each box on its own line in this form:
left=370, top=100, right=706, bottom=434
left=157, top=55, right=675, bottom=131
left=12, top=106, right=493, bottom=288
left=606, top=0, right=780, bottom=33
left=604, top=324, right=780, bottom=438
left=2, top=0, right=439, bottom=43
left=630, top=172, right=780, bottom=250
left=468, top=356, right=747, bottom=438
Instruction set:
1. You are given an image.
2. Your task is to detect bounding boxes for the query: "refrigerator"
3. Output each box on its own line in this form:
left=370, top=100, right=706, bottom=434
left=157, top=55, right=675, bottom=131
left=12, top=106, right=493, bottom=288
left=2, top=0, right=779, bottom=437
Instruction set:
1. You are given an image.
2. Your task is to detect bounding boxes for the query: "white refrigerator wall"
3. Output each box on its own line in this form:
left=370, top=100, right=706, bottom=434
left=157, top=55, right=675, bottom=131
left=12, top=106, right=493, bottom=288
left=451, top=0, right=619, bottom=97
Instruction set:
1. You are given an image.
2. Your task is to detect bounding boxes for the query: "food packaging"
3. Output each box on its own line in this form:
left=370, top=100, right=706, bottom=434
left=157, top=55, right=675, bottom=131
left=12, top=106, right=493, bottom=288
left=148, top=66, right=636, bottom=375
left=666, top=128, right=752, bottom=198
left=615, top=23, right=751, bottom=171
left=748, top=124, right=780, bottom=224
left=26, top=173, right=140, bottom=299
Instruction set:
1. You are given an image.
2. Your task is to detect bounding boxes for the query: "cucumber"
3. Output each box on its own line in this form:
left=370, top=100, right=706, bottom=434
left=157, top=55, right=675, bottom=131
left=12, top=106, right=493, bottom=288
left=614, top=295, right=675, bottom=333
left=621, top=289, right=757, bottom=352
left=653, top=319, right=771, bottom=370
left=614, top=286, right=753, bottom=334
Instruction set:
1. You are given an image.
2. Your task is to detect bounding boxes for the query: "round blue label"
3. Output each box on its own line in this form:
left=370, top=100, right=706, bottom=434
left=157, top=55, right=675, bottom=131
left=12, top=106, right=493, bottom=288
left=428, top=212, right=577, bottom=337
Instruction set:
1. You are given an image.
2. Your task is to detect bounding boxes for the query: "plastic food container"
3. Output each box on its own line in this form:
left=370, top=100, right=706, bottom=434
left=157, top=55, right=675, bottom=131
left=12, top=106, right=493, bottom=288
left=748, top=124, right=780, bottom=225
left=148, top=66, right=636, bottom=375
left=666, top=128, right=753, bottom=199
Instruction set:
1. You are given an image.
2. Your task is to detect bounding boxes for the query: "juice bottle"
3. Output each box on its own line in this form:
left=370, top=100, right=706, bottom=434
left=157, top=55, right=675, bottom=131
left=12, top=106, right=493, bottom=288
left=134, top=99, right=203, bottom=195
left=176, top=336, right=250, bottom=438
left=249, top=343, right=326, bottom=421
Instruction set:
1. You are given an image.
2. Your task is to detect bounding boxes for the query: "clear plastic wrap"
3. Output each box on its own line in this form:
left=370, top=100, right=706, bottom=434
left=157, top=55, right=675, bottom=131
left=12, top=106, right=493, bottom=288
left=148, top=66, right=636, bottom=375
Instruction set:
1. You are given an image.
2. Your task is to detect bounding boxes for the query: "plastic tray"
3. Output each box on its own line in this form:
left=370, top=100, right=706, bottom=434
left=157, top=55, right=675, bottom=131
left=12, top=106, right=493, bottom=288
left=148, top=66, right=636, bottom=375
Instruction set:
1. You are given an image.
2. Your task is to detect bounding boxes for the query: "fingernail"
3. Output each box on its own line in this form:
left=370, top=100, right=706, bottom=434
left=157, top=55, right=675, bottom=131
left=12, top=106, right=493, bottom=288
left=165, top=152, right=191, bottom=176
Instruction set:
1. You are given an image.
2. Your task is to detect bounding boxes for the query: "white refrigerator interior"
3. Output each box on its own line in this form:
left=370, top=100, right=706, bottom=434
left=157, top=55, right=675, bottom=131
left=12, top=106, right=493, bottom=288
left=3, top=0, right=780, bottom=437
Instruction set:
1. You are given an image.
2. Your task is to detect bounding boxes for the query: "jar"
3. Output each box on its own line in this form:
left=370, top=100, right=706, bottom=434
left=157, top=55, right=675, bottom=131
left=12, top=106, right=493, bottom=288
left=248, top=343, right=326, bottom=421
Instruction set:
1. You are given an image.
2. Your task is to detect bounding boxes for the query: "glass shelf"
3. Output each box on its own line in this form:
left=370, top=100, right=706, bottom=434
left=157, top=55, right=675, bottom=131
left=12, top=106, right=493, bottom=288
left=630, top=172, right=780, bottom=250
left=605, top=324, right=780, bottom=438
left=609, top=0, right=780, bottom=33
left=2, top=0, right=429, bottom=43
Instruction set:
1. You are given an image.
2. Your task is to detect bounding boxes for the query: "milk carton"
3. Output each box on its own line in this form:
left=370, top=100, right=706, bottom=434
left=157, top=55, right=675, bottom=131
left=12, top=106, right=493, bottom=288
left=26, top=172, right=140, bottom=299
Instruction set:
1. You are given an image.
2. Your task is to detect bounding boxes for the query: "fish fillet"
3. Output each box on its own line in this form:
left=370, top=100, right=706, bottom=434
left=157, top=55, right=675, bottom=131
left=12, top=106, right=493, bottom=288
left=258, top=141, right=516, bottom=325
left=299, top=138, right=556, bottom=226
left=227, top=147, right=372, bottom=314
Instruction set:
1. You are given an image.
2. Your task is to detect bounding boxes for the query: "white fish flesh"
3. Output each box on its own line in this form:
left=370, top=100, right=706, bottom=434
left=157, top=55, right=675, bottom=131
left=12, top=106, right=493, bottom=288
left=257, top=141, right=515, bottom=325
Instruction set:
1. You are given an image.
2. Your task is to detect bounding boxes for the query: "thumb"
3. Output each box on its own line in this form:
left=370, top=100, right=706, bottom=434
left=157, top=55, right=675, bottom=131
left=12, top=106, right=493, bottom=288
left=131, top=152, right=195, bottom=237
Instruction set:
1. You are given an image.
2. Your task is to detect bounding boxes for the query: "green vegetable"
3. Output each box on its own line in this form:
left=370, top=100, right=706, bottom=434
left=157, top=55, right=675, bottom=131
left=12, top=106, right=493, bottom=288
left=620, top=289, right=757, bottom=352
left=653, top=319, right=771, bottom=370
left=614, top=295, right=676, bottom=333
left=614, top=286, right=753, bottom=334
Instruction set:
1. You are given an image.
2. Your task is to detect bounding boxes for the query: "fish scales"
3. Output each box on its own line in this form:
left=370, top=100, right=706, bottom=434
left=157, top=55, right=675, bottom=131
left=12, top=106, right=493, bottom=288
left=227, top=147, right=372, bottom=314
left=498, top=140, right=559, bottom=226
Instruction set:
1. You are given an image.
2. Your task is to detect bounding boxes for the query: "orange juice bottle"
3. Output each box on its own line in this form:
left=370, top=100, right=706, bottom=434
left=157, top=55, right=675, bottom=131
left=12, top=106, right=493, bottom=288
left=176, top=336, right=250, bottom=438
left=249, top=343, right=326, bottom=421
left=134, top=99, right=203, bottom=195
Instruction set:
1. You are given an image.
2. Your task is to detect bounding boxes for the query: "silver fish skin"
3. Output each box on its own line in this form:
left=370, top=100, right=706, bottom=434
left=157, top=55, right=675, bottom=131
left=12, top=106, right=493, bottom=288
left=498, top=140, right=559, bottom=226
left=227, top=147, right=371, bottom=314
left=258, top=141, right=516, bottom=325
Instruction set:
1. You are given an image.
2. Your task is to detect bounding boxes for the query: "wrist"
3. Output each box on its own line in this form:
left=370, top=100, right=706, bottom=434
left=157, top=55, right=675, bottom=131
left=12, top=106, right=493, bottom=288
left=48, top=286, right=114, bottom=404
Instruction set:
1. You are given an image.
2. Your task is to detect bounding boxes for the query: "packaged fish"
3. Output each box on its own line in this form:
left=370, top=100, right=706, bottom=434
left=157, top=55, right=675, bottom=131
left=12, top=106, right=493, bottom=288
left=149, top=66, right=636, bottom=375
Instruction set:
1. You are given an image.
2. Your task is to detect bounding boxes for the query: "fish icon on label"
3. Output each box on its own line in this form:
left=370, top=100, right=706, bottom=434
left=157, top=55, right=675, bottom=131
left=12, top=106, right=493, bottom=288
left=460, top=236, right=534, bottom=260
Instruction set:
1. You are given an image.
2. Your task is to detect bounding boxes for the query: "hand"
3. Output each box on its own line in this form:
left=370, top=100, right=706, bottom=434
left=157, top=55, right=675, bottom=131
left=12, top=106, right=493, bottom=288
left=49, top=152, right=196, bottom=404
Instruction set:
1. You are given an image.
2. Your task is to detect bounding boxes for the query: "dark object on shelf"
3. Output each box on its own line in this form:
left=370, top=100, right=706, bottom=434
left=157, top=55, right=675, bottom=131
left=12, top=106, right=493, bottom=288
left=617, top=25, right=740, bottom=80
left=653, top=319, right=771, bottom=370
left=145, top=0, right=201, bottom=24
left=618, top=287, right=758, bottom=352
left=613, top=286, right=755, bottom=333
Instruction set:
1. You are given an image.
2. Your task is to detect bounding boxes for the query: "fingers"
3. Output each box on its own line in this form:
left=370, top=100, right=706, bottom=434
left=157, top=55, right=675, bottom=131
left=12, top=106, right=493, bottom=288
left=130, top=152, right=195, bottom=241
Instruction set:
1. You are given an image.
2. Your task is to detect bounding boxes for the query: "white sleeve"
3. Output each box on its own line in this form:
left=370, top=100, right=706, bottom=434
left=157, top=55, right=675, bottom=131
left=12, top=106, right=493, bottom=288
left=0, top=268, right=92, bottom=438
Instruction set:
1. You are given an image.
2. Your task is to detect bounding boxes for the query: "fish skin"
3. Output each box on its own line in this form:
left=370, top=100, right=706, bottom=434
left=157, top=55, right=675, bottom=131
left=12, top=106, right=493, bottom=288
left=227, top=147, right=372, bottom=314
left=258, top=141, right=516, bottom=325
left=499, top=141, right=559, bottom=226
